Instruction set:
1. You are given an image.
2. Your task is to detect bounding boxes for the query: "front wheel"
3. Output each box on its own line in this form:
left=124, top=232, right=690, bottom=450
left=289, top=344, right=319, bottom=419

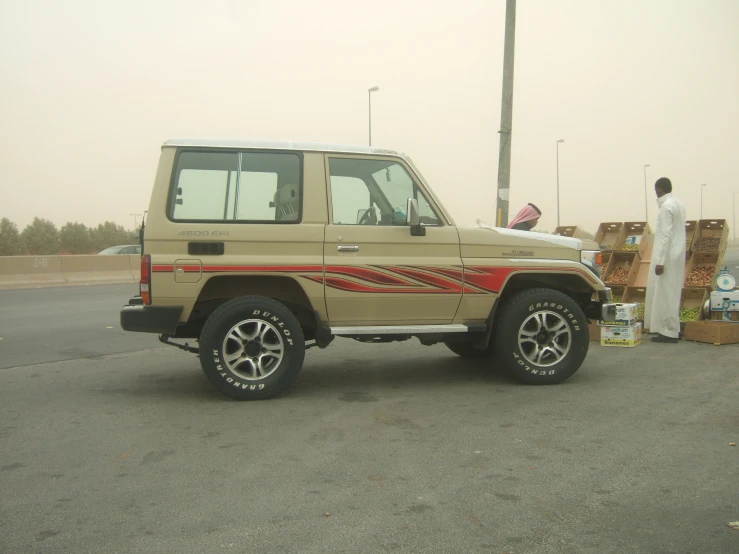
left=199, top=296, right=305, bottom=400
left=494, top=288, right=589, bottom=385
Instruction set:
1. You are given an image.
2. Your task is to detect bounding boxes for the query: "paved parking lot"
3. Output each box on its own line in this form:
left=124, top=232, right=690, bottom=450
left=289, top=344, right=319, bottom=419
left=1, top=285, right=738, bottom=553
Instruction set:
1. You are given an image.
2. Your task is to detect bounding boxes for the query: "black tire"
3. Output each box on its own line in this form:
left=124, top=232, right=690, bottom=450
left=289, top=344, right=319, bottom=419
left=494, top=288, right=589, bottom=385
left=199, top=296, right=305, bottom=400
left=444, top=339, right=495, bottom=360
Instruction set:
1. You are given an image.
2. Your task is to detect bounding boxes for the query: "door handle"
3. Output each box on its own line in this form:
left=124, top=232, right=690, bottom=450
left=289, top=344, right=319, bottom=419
left=337, top=245, right=359, bottom=252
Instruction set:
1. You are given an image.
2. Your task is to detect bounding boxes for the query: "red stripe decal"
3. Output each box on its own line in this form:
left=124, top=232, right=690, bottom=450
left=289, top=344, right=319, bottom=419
left=325, top=266, right=412, bottom=286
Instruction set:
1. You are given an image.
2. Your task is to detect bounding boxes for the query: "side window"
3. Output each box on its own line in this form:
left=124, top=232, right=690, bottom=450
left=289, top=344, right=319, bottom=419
left=328, top=158, right=440, bottom=226
left=171, top=151, right=301, bottom=222
left=330, top=176, right=373, bottom=225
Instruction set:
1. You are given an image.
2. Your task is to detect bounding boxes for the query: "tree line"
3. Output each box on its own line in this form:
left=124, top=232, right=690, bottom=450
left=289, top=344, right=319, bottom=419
left=0, top=217, right=139, bottom=256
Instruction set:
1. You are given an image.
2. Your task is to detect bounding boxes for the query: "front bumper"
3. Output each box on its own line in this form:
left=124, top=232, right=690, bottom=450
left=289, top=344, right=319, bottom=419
left=120, top=297, right=183, bottom=334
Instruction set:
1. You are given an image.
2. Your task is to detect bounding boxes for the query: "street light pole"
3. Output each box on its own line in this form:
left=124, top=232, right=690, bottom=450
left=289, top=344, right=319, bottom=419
left=643, top=164, right=650, bottom=222
left=556, top=139, right=564, bottom=226
left=368, top=86, right=379, bottom=146
left=732, top=191, right=738, bottom=245
left=700, top=184, right=707, bottom=219
left=130, top=213, right=141, bottom=229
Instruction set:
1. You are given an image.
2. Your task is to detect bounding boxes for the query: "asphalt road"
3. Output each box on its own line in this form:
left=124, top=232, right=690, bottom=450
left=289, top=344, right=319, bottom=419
left=1, top=285, right=738, bottom=554
left=0, top=284, right=146, bottom=369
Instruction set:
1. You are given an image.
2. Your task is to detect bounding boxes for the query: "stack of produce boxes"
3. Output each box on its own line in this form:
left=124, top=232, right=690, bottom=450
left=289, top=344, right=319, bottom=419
left=598, top=303, right=642, bottom=347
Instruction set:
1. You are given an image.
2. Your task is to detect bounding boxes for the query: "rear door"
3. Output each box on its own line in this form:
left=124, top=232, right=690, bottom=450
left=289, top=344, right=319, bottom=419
left=323, top=155, right=463, bottom=326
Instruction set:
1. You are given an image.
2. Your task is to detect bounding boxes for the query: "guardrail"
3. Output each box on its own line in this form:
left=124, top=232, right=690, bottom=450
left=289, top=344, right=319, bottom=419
left=0, top=255, right=140, bottom=289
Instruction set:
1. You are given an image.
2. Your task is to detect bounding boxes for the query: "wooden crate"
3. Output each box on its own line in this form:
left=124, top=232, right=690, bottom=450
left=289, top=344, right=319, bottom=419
left=684, top=252, right=723, bottom=289
left=615, top=222, right=651, bottom=253
left=622, top=286, right=646, bottom=321
left=603, top=251, right=636, bottom=286
left=626, top=255, right=652, bottom=288
left=595, top=222, right=624, bottom=252
left=685, top=221, right=697, bottom=259
left=553, top=225, right=583, bottom=238
left=680, top=287, right=709, bottom=322
left=692, top=219, right=729, bottom=254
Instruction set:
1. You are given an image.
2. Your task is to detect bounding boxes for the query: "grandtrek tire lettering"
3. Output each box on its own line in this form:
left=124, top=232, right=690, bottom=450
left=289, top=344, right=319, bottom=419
left=495, top=288, right=589, bottom=385
left=199, top=296, right=305, bottom=401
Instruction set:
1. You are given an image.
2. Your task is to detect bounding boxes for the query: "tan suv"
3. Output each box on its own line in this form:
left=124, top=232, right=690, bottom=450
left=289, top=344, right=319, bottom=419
left=121, top=139, right=611, bottom=400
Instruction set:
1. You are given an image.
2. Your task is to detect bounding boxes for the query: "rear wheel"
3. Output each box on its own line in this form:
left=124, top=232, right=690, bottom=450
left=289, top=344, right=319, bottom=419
left=494, top=288, right=589, bottom=385
left=199, top=296, right=305, bottom=400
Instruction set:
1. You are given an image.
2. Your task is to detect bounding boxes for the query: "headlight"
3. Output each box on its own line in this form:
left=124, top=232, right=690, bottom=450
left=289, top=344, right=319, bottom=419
left=581, top=250, right=604, bottom=278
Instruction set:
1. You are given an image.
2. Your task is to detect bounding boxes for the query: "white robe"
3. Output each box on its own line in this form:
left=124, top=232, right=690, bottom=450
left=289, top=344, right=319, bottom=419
left=644, top=193, right=687, bottom=338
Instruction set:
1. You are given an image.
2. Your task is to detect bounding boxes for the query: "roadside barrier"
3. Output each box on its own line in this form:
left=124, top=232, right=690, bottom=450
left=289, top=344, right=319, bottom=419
left=0, top=255, right=139, bottom=289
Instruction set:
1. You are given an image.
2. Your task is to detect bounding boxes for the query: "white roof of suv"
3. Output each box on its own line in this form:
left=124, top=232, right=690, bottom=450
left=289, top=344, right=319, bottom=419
left=163, top=138, right=403, bottom=157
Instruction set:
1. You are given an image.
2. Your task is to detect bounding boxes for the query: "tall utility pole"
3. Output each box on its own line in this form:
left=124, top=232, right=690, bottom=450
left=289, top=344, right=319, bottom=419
left=368, top=86, right=379, bottom=146
left=643, top=164, right=650, bottom=222
left=556, top=139, right=564, bottom=226
left=130, top=213, right=141, bottom=229
left=495, top=0, right=516, bottom=227
left=733, top=192, right=738, bottom=245
left=700, top=183, right=707, bottom=219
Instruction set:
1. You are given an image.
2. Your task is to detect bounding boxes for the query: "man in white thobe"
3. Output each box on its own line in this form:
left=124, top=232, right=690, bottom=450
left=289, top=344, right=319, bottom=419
left=644, top=177, right=686, bottom=343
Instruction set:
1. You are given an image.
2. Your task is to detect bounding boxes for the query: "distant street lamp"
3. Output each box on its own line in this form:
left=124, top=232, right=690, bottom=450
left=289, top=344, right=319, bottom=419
left=130, top=213, right=142, bottom=229
left=700, top=184, right=707, bottom=219
left=368, top=86, right=379, bottom=146
left=643, top=164, right=650, bottom=222
left=556, top=139, right=564, bottom=226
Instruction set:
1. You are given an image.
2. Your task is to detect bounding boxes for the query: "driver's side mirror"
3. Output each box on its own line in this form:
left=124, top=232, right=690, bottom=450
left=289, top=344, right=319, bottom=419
left=406, top=198, right=426, bottom=236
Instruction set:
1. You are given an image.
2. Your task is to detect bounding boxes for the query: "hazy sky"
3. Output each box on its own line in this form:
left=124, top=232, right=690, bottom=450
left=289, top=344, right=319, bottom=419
left=1, top=0, right=738, bottom=236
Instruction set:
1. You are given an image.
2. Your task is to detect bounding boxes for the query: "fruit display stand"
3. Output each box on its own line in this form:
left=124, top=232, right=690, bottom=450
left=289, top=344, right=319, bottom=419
left=691, top=219, right=729, bottom=255
left=626, top=255, right=651, bottom=288
left=680, top=288, right=709, bottom=323
left=603, top=252, right=637, bottom=286
left=615, top=222, right=651, bottom=253
left=595, top=222, right=624, bottom=253
left=553, top=225, right=583, bottom=238
left=684, top=221, right=697, bottom=259
left=684, top=252, right=722, bottom=289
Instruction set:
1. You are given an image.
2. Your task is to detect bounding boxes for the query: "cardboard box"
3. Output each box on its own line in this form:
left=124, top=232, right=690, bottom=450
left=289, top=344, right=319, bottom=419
left=622, top=287, right=646, bottom=323
left=680, top=288, right=709, bottom=322
left=710, top=311, right=739, bottom=322
left=626, top=256, right=652, bottom=288
left=710, top=290, right=739, bottom=312
left=554, top=225, right=583, bottom=239
left=598, top=302, right=638, bottom=326
left=588, top=322, right=601, bottom=342
left=684, top=221, right=697, bottom=260
left=684, top=252, right=722, bottom=289
left=601, top=322, right=643, bottom=347
left=683, top=321, right=739, bottom=345
left=615, top=222, right=651, bottom=253
left=609, top=285, right=625, bottom=303
left=603, top=251, right=637, bottom=286
left=692, top=219, right=729, bottom=254
left=595, top=222, right=624, bottom=253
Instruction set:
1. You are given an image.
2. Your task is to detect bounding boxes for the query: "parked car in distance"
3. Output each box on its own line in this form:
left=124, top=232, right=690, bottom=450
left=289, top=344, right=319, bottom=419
left=98, top=245, right=141, bottom=255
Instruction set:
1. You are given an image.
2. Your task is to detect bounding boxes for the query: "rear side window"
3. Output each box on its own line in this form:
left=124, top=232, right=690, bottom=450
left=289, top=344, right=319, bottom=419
left=170, top=151, right=301, bottom=223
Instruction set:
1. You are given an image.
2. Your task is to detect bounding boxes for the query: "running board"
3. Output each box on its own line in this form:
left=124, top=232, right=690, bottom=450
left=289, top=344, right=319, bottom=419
left=329, top=324, right=485, bottom=336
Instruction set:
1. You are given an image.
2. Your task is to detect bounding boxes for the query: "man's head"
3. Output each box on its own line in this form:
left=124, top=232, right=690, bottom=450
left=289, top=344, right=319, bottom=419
left=655, top=177, right=672, bottom=198
left=527, top=203, right=541, bottom=229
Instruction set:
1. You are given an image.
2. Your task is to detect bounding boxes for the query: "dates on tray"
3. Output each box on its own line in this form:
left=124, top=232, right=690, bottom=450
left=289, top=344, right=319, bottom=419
left=686, top=266, right=713, bottom=286
left=605, top=266, right=630, bottom=284
left=693, top=237, right=720, bottom=252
